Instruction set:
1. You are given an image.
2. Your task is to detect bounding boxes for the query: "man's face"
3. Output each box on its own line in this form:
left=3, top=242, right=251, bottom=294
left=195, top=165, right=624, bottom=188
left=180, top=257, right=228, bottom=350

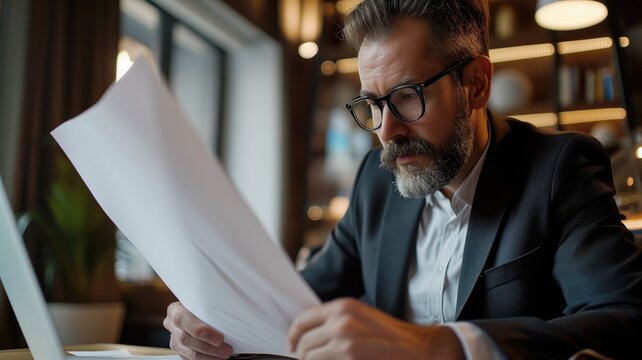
left=357, top=18, right=474, bottom=198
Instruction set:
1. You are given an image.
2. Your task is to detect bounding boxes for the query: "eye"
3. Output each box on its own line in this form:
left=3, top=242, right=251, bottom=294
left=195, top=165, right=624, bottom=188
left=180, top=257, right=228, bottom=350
left=391, top=87, right=420, bottom=104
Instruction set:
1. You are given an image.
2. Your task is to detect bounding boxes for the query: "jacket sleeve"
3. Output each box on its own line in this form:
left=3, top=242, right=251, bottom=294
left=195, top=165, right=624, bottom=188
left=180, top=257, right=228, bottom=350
left=473, top=134, right=642, bottom=359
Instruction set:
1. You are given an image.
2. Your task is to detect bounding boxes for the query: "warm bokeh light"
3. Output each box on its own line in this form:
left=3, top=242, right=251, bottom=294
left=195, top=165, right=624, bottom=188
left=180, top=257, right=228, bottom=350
left=627, top=177, right=635, bottom=187
left=510, top=113, right=558, bottom=128
left=307, top=205, right=323, bottom=221
left=559, top=108, right=627, bottom=125
left=490, top=36, right=630, bottom=63
left=328, top=196, right=349, bottom=220
left=320, top=60, right=337, bottom=75
left=279, top=0, right=301, bottom=43
left=620, top=37, right=630, bottom=48
left=335, top=0, right=362, bottom=15
left=300, top=0, right=323, bottom=42
left=535, top=0, right=608, bottom=31
left=557, top=37, right=612, bottom=54
left=490, top=43, right=555, bottom=63
left=116, top=50, right=133, bottom=81
left=336, top=57, right=359, bottom=73
left=636, top=146, right=642, bottom=159
left=511, top=108, right=627, bottom=128
left=298, top=41, right=319, bottom=59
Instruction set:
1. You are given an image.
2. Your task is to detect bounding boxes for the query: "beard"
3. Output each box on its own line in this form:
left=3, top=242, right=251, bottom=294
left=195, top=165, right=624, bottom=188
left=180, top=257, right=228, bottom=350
left=379, top=83, right=474, bottom=199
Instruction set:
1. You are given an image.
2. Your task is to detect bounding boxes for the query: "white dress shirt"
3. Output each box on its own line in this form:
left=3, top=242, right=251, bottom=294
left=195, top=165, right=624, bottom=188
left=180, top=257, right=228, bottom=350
left=405, top=129, right=505, bottom=359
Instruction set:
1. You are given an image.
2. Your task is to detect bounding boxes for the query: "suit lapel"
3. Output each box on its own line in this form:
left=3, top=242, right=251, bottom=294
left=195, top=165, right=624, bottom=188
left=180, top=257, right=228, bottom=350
left=456, top=114, right=519, bottom=317
left=374, top=183, right=424, bottom=318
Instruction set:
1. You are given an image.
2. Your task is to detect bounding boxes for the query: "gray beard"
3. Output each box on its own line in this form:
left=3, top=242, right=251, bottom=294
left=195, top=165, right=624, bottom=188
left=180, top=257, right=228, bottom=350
left=379, top=84, right=474, bottom=199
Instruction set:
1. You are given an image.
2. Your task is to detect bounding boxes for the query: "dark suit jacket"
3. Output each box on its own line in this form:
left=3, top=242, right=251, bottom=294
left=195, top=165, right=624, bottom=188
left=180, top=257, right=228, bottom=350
left=300, top=113, right=642, bottom=359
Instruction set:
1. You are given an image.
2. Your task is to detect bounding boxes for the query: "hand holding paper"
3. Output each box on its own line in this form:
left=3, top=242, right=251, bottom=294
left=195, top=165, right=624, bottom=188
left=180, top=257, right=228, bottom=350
left=51, top=57, right=320, bottom=357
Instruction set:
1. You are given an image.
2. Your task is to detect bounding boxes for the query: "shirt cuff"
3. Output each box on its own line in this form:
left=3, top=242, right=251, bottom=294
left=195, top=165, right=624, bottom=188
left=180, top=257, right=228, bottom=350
left=445, top=322, right=507, bottom=360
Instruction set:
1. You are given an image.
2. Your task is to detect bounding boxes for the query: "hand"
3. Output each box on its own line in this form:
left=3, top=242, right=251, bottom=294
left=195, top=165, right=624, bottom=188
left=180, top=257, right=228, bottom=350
left=288, top=298, right=465, bottom=360
left=163, top=301, right=234, bottom=359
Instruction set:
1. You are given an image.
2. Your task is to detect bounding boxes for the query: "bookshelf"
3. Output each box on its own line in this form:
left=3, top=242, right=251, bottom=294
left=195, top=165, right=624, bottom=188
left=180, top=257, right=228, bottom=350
left=488, top=1, right=631, bottom=140
left=490, top=0, right=642, bottom=136
left=487, top=1, right=642, bottom=219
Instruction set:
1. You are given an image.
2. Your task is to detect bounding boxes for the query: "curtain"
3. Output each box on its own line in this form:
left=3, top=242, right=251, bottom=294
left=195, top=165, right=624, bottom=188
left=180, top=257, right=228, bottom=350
left=0, top=0, right=119, bottom=349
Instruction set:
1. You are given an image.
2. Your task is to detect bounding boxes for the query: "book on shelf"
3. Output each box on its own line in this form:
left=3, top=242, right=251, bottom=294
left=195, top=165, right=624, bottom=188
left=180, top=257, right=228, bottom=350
left=559, top=64, right=616, bottom=108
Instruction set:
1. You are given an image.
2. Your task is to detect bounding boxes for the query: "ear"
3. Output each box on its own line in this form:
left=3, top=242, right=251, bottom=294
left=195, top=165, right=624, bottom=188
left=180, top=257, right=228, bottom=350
left=462, top=56, right=493, bottom=110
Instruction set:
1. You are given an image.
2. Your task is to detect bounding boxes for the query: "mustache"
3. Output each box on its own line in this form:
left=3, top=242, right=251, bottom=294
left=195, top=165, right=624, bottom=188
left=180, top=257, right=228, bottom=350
left=379, top=138, right=436, bottom=170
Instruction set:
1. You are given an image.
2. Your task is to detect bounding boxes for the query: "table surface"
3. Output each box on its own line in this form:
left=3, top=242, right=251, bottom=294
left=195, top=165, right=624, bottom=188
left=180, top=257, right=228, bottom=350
left=0, top=343, right=175, bottom=359
left=0, top=344, right=296, bottom=359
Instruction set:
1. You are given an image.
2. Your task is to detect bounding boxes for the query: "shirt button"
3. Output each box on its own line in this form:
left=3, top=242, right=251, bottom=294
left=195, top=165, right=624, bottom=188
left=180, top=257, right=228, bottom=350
left=437, top=266, right=443, bottom=272
left=433, top=315, right=439, bottom=322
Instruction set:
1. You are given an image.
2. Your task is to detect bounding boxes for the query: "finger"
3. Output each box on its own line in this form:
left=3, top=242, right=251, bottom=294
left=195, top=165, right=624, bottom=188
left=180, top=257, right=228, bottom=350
left=170, top=334, right=233, bottom=359
left=288, top=303, right=333, bottom=351
left=300, top=337, right=357, bottom=360
left=294, top=320, right=332, bottom=357
left=166, top=302, right=224, bottom=345
left=289, top=299, right=362, bottom=352
left=168, top=326, right=234, bottom=358
left=164, top=302, right=232, bottom=358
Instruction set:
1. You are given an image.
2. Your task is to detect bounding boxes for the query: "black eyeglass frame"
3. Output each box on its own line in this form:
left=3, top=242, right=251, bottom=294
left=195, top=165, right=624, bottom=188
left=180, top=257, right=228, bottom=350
left=345, top=57, right=474, bottom=131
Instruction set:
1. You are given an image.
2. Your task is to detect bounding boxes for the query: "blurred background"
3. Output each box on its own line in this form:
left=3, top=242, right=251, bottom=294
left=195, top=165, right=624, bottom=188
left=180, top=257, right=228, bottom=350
left=0, top=0, right=641, bottom=351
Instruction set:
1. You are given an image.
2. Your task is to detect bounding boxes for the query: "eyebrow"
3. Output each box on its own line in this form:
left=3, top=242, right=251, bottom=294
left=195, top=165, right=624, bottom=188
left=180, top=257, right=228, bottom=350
left=359, top=78, right=420, bottom=97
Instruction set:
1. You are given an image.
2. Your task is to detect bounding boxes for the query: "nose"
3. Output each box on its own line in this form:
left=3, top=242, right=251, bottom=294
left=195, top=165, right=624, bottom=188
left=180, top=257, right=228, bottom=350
left=376, top=104, right=408, bottom=144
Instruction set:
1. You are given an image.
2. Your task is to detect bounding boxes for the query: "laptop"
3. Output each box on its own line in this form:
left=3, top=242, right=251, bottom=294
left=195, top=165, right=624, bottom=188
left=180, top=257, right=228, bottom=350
left=0, top=176, right=179, bottom=359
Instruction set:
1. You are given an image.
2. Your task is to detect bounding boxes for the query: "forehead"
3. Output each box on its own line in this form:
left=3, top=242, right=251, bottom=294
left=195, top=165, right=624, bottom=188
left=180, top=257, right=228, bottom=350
left=357, top=18, right=441, bottom=92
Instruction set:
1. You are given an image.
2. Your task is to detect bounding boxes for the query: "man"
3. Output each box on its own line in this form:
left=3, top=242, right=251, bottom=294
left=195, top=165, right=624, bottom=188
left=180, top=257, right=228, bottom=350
left=163, top=0, right=642, bottom=359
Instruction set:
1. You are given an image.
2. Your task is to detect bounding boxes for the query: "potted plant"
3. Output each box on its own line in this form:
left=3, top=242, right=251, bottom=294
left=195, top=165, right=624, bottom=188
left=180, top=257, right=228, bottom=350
left=20, top=155, right=124, bottom=345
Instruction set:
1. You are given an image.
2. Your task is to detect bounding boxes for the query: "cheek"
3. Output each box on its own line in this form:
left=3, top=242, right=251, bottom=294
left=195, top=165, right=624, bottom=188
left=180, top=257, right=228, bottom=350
left=413, top=108, right=456, bottom=145
left=376, top=132, right=386, bottom=145
left=417, top=88, right=460, bottom=142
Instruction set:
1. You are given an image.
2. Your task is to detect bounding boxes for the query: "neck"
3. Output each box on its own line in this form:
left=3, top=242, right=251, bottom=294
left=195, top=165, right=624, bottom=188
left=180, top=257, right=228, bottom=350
left=441, top=109, right=490, bottom=200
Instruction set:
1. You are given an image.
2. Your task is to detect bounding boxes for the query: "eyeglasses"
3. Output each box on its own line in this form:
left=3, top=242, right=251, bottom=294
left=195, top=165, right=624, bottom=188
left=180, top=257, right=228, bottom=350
left=345, top=57, right=473, bottom=131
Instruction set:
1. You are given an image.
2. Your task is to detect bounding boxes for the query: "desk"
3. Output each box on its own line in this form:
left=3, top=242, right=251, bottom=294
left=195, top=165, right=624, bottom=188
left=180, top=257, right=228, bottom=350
left=0, top=343, right=175, bottom=359
left=0, top=345, right=295, bottom=360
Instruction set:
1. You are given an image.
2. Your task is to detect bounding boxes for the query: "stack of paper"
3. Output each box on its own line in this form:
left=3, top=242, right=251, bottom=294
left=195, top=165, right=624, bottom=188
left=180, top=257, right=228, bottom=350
left=51, top=57, right=320, bottom=357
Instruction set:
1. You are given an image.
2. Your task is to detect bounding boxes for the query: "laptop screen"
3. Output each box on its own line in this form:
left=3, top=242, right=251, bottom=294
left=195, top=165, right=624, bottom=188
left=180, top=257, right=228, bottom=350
left=0, top=177, right=65, bottom=360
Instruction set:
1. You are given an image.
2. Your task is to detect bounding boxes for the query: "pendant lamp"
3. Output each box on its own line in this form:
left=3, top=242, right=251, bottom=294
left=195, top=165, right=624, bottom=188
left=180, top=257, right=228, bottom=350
left=535, top=0, right=608, bottom=31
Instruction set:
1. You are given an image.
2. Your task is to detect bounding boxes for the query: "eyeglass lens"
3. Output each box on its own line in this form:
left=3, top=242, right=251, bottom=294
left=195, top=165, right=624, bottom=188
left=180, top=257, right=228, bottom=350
left=351, top=86, right=423, bottom=129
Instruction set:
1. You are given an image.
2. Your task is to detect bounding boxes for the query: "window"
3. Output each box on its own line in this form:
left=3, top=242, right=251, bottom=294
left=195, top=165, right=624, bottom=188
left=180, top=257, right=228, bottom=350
left=119, top=0, right=224, bottom=153
left=116, top=0, right=225, bottom=284
left=170, top=24, right=222, bottom=150
left=119, top=0, right=285, bottom=244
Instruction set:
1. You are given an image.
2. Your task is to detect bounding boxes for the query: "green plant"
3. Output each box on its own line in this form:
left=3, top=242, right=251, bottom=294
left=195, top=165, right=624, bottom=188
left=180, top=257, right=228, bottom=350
left=21, top=156, right=117, bottom=303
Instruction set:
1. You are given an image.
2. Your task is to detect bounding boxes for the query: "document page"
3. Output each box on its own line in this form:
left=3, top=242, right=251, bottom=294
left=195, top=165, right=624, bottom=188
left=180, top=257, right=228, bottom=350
left=51, top=57, right=320, bottom=358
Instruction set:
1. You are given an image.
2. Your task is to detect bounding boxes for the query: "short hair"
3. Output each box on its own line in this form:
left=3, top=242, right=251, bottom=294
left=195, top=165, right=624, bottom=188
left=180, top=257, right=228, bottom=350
left=343, top=0, right=489, bottom=65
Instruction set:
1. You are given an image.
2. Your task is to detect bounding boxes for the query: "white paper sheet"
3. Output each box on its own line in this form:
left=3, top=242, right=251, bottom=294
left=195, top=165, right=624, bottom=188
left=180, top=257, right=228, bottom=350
left=51, top=57, right=320, bottom=357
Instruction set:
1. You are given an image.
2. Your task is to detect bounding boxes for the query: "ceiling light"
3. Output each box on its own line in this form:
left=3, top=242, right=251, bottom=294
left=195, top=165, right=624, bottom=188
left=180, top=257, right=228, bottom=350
left=535, top=0, right=608, bottom=31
